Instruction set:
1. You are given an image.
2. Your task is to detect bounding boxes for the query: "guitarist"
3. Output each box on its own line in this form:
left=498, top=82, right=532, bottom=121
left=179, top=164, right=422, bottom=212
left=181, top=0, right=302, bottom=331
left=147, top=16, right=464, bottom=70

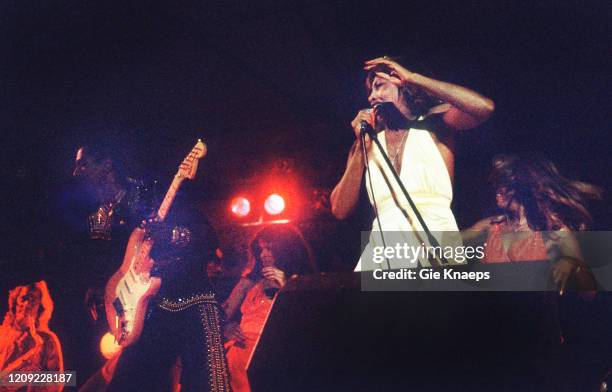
left=73, top=146, right=229, bottom=391
left=107, top=199, right=230, bottom=392
left=72, top=145, right=230, bottom=392
left=68, top=144, right=157, bottom=381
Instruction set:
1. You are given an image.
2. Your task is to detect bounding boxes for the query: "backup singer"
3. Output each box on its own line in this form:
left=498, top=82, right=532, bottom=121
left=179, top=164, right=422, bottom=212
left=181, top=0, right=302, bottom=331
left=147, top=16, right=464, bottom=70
left=222, top=225, right=315, bottom=392
left=331, top=56, right=494, bottom=270
left=466, top=154, right=600, bottom=292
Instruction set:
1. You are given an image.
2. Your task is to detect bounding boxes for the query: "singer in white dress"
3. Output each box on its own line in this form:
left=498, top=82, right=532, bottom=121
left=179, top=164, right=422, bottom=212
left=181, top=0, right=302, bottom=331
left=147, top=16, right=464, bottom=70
left=330, top=56, right=495, bottom=271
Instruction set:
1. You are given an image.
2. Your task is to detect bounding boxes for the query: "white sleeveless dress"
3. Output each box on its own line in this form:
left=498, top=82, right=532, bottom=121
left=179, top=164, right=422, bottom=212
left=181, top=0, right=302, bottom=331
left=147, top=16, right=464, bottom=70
left=355, top=125, right=462, bottom=271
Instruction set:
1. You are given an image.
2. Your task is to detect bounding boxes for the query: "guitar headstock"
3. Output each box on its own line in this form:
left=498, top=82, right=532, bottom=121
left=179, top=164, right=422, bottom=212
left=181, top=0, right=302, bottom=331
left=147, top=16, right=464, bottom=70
left=177, top=139, right=207, bottom=180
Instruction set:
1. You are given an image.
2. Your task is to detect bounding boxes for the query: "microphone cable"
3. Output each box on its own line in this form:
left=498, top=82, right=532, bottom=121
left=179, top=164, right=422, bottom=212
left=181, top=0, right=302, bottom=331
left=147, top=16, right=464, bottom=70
left=360, top=128, right=391, bottom=270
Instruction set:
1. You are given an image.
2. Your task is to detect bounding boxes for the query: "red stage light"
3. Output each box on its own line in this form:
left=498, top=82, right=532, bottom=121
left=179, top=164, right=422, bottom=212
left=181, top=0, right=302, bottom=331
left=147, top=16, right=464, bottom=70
left=231, top=197, right=251, bottom=217
left=264, top=194, right=285, bottom=215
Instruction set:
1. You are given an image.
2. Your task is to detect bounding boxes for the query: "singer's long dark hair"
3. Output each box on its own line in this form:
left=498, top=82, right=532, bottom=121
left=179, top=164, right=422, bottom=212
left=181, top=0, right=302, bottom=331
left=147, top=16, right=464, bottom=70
left=490, top=153, right=602, bottom=231
left=365, top=56, right=441, bottom=118
left=245, top=224, right=316, bottom=281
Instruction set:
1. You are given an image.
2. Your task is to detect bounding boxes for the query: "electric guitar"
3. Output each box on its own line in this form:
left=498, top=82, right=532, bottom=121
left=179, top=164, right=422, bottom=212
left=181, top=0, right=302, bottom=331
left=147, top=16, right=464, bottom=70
left=104, top=140, right=207, bottom=346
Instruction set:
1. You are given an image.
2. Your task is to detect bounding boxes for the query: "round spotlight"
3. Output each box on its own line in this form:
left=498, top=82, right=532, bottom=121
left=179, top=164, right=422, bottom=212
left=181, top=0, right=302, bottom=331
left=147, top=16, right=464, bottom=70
left=231, top=197, right=251, bottom=217
left=100, top=332, right=121, bottom=359
left=264, top=194, right=285, bottom=215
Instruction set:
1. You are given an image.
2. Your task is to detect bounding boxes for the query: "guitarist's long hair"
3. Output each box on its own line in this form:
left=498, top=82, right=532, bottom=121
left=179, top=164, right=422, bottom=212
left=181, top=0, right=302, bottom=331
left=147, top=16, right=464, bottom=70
left=490, top=153, right=603, bottom=231
left=246, top=224, right=316, bottom=281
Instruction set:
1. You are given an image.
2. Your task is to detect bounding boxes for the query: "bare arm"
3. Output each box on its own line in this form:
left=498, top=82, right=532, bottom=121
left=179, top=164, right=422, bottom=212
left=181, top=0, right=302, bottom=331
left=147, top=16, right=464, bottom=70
left=330, top=140, right=366, bottom=220
left=221, top=277, right=254, bottom=321
left=546, top=228, right=596, bottom=294
left=331, top=107, right=377, bottom=220
left=461, top=217, right=495, bottom=243
left=410, top=73, right=495, bottom=130
left=365, top=58, right=495, bottom=130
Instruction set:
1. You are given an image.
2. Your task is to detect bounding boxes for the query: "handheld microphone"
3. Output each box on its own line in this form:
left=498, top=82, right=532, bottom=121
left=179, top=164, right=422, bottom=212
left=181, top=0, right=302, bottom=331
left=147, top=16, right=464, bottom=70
left=359, top=120, right=373, bottom=136
left=359, top=103, right=383, bottom=136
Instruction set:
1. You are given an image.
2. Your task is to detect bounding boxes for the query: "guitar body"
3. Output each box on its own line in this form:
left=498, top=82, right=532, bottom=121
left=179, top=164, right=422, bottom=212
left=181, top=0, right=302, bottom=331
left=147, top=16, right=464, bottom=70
left=104, top=139, right=206, bottom=347
left=104, top=227, right=161, bottom=347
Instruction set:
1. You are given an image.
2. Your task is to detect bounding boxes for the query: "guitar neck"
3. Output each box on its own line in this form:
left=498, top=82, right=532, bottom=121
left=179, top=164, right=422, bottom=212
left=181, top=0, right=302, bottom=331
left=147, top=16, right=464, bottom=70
left=156, top=175, right=183, bottom=222
left=153, top=139, right=206, bottom=222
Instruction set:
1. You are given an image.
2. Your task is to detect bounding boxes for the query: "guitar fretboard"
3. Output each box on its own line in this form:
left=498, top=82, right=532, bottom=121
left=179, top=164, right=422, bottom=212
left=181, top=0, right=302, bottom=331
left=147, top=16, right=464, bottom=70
left=155, top=145, right=203, bottom=221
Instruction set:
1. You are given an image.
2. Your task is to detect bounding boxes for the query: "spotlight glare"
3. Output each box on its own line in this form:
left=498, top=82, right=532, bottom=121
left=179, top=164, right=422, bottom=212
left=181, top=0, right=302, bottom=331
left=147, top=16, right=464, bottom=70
left=100, top=332, right=121, bottom=359
left=231, top=197, right=251, bottom=217
left=264, top=194, right=285, bottom=215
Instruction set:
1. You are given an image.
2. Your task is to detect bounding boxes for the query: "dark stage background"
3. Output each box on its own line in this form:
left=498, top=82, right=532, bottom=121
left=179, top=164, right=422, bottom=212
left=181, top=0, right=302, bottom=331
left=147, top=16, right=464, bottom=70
left=0, top=0, right=610, bottom=388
